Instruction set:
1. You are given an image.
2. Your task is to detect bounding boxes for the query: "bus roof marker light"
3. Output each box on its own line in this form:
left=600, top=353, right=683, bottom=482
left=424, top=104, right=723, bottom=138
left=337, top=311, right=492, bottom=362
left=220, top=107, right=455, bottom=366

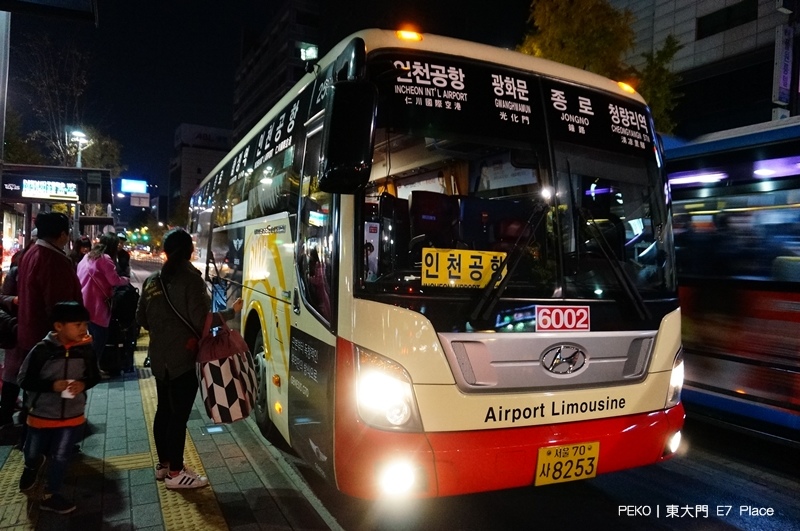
left=396, top=30, right=423, bottom=42
left=617, top=81, right=636, bottom=94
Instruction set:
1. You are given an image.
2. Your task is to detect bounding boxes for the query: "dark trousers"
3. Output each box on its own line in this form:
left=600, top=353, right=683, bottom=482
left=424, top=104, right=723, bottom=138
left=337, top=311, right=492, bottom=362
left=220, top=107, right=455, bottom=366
left=24, top=424, right=82, bottom=495
left=153, top=370, right=198, bottom=472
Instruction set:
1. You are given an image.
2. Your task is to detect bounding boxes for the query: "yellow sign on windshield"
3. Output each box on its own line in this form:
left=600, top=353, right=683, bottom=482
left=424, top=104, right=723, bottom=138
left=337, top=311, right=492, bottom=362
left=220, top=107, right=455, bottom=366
left=422, top=248, right=507, bottom=288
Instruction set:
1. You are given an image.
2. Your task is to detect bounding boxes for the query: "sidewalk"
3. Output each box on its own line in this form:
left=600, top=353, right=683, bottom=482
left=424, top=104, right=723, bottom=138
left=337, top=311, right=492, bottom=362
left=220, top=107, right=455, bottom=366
left=0, top=332, right=336, bottom=530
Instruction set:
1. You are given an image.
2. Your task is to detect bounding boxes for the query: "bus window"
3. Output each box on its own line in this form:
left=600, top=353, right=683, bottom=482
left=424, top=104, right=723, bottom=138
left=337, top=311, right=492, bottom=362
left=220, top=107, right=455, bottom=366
left=243, top=144, right=299, bottom=220
left=298, top=130, right=334, bottom=323
left=673, top=192, right=800, bottom=280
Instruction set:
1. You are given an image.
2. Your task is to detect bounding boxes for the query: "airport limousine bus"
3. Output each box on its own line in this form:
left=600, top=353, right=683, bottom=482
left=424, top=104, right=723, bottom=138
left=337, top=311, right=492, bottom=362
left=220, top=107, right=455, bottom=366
left=666, top=117, right=800, bottom=442
left=189, top=29, right=685, bottom=499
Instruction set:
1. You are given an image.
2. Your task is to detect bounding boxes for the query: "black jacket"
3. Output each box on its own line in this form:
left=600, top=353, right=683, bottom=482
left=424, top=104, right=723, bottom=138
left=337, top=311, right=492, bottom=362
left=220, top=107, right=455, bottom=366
left=18, top=332, right=100, bottom=422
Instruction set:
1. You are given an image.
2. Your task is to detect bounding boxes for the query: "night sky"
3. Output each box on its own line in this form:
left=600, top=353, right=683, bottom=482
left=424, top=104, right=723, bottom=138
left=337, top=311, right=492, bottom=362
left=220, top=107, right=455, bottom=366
left=7, top=0, right=532, bottom=188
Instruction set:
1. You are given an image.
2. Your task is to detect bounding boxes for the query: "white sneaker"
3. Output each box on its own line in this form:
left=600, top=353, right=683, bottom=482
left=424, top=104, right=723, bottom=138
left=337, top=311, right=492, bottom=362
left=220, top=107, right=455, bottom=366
left=155, top=463, right=169, bottom=481
left=164, top=467, right=209, bottom=489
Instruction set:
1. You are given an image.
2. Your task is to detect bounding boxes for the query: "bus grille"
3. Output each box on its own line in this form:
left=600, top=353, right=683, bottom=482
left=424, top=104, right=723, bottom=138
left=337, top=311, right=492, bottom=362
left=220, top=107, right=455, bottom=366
left=438, top=332, right=655, bottom=393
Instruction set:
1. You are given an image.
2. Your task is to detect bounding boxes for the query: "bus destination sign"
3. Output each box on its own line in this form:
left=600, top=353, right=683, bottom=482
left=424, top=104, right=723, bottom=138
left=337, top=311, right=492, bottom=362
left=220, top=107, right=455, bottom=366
left=377, top=52, right=654, bottom=157
left=421, top=248, right=507, bottom=288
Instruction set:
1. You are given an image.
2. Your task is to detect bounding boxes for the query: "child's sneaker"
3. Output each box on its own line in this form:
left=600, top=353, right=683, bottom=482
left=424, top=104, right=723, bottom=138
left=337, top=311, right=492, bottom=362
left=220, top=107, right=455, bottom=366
left=155, top=463, right=169, bottom=481
left=19, top=456, right=45, bottom=492
left=39, top=493, right=76, bottom=514
left=164, top=467, right=208, bottom=489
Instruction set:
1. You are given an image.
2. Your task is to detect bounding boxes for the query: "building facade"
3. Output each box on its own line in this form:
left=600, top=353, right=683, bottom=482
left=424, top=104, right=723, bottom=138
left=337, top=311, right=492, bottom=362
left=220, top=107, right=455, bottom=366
left=168, top=124, right=232, bottom=221
left=610, top=0, right=798, bottom=138
left=232, top=0, right=321, bottom=142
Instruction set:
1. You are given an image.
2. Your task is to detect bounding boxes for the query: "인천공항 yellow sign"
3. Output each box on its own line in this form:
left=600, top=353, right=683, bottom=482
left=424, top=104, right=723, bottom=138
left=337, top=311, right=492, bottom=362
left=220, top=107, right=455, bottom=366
left=421, top=248, right=507, bottom=288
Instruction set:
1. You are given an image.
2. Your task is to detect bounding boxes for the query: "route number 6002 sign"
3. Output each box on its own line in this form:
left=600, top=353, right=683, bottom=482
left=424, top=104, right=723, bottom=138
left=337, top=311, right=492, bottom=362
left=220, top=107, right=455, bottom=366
left=536, top=306, right=590, bottom=332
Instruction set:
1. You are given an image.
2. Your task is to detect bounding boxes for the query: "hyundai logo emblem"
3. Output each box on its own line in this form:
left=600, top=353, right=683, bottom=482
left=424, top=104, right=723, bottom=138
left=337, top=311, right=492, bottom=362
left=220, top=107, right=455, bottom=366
left=541, top=345, right=587, bottom=374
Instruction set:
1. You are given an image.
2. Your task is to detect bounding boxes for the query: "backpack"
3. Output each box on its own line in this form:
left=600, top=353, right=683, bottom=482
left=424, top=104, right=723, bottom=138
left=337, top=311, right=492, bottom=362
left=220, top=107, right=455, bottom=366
left=111, top=284, right=140, bottom=329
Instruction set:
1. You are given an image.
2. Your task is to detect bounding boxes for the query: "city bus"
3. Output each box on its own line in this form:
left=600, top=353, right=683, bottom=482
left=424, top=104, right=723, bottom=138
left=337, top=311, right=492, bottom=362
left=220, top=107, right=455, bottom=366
left=189, top=29, right=685, bottom=499
left=666, top=117, right=800, bottom=443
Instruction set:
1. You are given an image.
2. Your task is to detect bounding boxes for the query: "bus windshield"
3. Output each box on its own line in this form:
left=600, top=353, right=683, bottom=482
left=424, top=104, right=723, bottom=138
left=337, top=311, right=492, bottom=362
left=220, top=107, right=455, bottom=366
left=554, top=141, right=675, bottom=302
left=356, top=52, right=676, bottom=315
left=360, top=131, right=556, bottom=298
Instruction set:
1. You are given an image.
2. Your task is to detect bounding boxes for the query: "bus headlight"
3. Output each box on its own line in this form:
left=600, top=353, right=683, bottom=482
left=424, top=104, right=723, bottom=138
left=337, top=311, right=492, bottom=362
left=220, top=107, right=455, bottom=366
left=356, top=347, right=423, bottom=431
left=665, top=350, right=684, bottom=408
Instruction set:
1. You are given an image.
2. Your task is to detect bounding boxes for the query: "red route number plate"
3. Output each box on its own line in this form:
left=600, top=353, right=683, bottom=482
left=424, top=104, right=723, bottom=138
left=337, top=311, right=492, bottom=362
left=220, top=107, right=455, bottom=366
left=536, top=305, right=590, bottom=332
left=535, top=441, right=599, bottom=486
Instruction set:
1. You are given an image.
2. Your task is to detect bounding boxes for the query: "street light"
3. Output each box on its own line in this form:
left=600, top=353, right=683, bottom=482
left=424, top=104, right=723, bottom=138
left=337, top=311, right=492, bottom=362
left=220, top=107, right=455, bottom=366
left=70, top=130, right=90, bottom=168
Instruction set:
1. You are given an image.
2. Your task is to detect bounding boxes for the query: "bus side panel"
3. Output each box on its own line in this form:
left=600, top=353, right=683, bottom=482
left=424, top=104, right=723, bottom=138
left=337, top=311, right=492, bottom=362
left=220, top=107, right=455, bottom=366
left=679, top=281, right=800, bottom=430
left=287, top=327, right=336, bottom=481
left=241, top=217, right=296, bottom=442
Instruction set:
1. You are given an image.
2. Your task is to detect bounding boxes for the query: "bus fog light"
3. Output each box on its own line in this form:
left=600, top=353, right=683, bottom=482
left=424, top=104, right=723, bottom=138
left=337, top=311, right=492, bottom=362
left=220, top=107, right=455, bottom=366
left=378, top=461, right=416, bottom=496
left=666, top=430, right=682, bottom=454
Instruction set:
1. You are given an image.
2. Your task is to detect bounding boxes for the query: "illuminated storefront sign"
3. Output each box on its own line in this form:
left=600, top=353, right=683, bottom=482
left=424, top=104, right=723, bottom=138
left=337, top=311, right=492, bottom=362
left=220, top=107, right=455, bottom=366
left=1, top=165, right=111, bottom=204
left=21, top=179, right=80, bottom=201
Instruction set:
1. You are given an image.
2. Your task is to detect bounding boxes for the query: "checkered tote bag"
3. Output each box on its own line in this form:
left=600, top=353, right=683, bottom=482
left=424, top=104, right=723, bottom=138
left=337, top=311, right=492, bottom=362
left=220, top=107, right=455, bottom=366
left=196, top=314, right=257, bottom=424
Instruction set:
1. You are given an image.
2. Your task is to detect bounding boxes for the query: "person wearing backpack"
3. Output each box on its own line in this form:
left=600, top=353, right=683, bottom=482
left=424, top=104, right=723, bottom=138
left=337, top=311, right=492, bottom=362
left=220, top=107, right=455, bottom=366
left=76, top=233, right=130, bottom=378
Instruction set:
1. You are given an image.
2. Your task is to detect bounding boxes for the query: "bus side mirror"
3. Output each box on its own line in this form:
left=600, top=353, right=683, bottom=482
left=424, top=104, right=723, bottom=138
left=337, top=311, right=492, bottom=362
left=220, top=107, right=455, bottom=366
left=319, top=81, right=377, bottom=194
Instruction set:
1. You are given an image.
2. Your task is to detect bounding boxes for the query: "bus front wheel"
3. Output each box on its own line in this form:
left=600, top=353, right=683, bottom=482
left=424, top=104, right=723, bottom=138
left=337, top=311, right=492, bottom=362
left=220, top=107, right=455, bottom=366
left=252, top=331, right=278, bottom=441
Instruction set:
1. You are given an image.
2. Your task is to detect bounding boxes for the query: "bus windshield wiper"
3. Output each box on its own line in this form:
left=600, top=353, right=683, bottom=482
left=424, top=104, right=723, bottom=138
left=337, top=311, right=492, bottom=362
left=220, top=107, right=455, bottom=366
left=578, top=208, right=651, bottom=321
left=469, top=202, right=548, bottom=329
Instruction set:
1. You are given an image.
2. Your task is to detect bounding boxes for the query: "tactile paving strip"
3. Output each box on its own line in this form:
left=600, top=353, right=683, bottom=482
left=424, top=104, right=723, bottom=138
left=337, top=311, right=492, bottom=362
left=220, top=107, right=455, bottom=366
left=0, top=451, right=36, bottom=530
left=0, top=334, right=228, bottom=530
left=136, top=343, right=228, bottom=530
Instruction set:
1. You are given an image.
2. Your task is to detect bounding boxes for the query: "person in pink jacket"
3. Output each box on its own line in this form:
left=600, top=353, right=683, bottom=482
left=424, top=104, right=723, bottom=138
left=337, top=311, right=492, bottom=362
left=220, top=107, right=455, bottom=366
left=76, top=232, right=129, bottom=378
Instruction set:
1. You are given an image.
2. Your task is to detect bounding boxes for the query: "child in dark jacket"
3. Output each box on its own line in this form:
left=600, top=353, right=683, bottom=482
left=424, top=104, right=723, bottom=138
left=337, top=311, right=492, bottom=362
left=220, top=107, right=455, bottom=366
left=17, top=301, right=100, bottom=514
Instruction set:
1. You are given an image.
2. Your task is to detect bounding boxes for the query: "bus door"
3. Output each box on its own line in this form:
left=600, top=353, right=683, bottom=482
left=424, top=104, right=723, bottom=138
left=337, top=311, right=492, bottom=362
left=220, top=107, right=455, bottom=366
left=289, top=123, right=337, bottom=481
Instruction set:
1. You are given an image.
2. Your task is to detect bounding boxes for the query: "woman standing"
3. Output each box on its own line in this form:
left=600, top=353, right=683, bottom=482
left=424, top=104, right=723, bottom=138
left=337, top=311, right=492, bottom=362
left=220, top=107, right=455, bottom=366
left=136, top=228, right=242, bottom=489
left=68, top=237, right=92, bottom=270
left=76, top=233, right=130, bottom=377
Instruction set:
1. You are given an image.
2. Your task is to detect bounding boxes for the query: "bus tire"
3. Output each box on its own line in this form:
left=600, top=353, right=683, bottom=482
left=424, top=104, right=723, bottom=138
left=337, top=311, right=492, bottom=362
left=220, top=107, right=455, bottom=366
left=252, top=331, right=279, bottom=441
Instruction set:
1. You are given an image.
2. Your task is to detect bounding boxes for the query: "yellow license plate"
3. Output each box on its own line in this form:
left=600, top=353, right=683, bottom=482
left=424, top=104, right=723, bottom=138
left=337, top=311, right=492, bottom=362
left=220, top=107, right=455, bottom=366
left=534, top=442, right=599, bottom=486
